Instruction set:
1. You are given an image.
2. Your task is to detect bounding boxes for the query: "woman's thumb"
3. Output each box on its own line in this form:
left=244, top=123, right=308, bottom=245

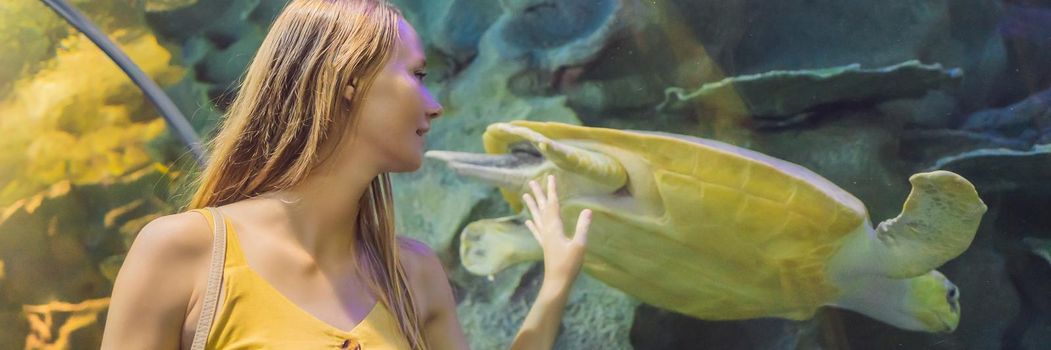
left=573, top=209, right=592, bottom=245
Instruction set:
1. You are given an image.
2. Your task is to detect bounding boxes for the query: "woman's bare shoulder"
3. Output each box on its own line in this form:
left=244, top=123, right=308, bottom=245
left=396, top=236, right=444, bottom=278
left=134, top=211, right=216, bottom=257
left=111, top=210, right=216, bottom=313
left=100, top=211, right=215, bottom=349
left=394, top=237, right=468, bottom=345
left=396, top=237, right=453, bottom=314
left=397, top=236, right=434, bottom=256
left=113, top=210, right=216, bottom=298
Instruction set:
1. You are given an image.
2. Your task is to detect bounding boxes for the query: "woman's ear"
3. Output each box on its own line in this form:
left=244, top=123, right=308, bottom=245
left=343, top=78, right=359, bottom=101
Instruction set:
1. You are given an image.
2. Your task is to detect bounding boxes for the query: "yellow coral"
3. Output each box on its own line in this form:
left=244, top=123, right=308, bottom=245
left=0, top=29, right=184, bottom=205
left=22, top=298, right=111, bottom=350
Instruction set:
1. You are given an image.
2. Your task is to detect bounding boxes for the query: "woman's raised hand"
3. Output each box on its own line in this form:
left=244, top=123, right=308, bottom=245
left=522, top=175, right=592, bottom=287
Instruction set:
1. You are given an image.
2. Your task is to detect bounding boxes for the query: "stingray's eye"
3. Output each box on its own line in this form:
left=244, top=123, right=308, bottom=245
left=510, top=142, right=542, bottom=158
left=947, top=286, right=960, bottom=312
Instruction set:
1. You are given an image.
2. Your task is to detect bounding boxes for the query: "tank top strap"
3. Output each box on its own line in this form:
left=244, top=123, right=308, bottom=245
left=189, top=207, right=247, bottom=269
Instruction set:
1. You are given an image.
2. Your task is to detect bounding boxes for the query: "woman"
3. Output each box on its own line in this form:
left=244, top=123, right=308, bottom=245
left=100, top=0, right=593, bottom=349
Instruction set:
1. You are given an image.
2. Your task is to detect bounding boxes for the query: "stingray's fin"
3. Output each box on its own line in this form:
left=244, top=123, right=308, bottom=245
left=460, top=212, right=543, bottom=276
left=872, top=170, right=987, bottom=278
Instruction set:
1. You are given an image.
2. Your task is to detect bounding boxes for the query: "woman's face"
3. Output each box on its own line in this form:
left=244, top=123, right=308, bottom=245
left=346, top=17, right=442, bottom=173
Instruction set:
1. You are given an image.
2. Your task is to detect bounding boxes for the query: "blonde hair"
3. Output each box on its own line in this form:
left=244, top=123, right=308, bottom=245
left=183, top=0, right=427, bottom=348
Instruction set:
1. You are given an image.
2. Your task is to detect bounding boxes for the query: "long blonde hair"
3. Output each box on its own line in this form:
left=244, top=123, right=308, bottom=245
left=183, top=0, right=427, bottom=348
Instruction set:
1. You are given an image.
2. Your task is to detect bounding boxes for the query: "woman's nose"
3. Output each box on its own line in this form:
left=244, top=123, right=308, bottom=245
left=424, top=90, right=443, bottom=119
left=427, top=102, right=443, bottom=119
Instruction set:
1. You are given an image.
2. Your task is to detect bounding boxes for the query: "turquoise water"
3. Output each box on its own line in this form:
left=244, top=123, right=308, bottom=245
left=1, top=0, right=1048, bottom=349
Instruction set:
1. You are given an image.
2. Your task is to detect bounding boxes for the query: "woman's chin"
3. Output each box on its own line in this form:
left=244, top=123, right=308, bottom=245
left=390, top=156, right=423, bottom=173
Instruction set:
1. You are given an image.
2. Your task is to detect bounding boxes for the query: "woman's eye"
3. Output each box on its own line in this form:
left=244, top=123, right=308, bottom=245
left=414, top=72, right=428, bottom=81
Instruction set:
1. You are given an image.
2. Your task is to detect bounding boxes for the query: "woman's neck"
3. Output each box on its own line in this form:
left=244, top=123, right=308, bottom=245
left=255, top=152, right=380, bottom=268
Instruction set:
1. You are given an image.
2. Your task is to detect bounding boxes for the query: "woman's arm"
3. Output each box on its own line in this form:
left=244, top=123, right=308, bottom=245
left=100, top=212, right=212, bottom=350
left=418, top=175, right=590, bottom=350
left=510, top=175, right=592, bottom=350
left=420, top=261, right=577, bottom=350
left=403, top=238, right=470, bottom=350
left=508, top=278, right=575, bottom=350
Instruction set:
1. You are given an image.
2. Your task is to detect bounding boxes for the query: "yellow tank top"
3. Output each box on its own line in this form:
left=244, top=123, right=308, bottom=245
left=191, top=209, right=412, bottom=350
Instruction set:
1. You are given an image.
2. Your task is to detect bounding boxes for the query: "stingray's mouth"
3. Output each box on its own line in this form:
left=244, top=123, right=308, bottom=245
left=423, top=142, right=544, bottom=189
left=928, top=311, right=957, bottom=334
left=426, top=122, right=628, bottom=192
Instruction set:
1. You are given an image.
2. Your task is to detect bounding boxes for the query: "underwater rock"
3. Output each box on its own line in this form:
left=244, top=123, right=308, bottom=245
left=903, top=87, right=1051, bottom=192
left=142, top=0, right=286, bottom=151
left=902, top=129, right=1034, bottom=166
left=657, top=60, right=962, bottom=122
left=565, top=72, right=674, bottom=114
left=922, top=142, right=1051, bottom=194
left=1025, top=238, right=1051, bottom=267
left=551, top=276, right=636, bottom=349
left=401, top=0, right=642, bottom=97
left=145, top=0, right=263, bottom=45
left=1020, top=238, right=1051, bottom=349
left=499, top=0, right=643, bottom=97
left=869, top=82, right=1051, bottom=196
left=560, top=0, right=746, bottom=118
left=961, top=87, right=1051, bottom=144
left=196, top=25, right=265, bottom=86
left=999, top=3, right=1051, bottom=96
left=146, top=0, right=279, bottom=107
left=450, top=263, right=535, bottom=349
left=455, top=267, right=636, bottom=349
left=934, top=218, right=1020, bottom=350
left=496, top=0, right=632, bottom=71
left=963, top=189, right=1051, bottom=350
left=428, top=121, right=986, bottom=333
left=1004, top=235, right=1051, bottom=350
left=145, top=0, right=198, bottom=12
left=878, top=91, right=960, bottom=129
left=631, top=305, right=827, bottom=349
left=390, top=0, right=501, bottom=64
left=720, top=0, right=1009, bottom=113
left=697, top=0, right=960, bottom=72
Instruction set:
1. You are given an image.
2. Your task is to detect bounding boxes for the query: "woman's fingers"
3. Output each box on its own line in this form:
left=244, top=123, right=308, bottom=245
left=573, top=209, right=592, bottom=245
left=528, top=180, right=547, bottom=209
left=526, top=176, right=590, bottom=245
left=524, top=219, right=542, bottom=243
left=523, top=193, right=540, bottom=220
left=522, top=176, right=590, bottom=287
left=546, top=175, right=558, bottom=211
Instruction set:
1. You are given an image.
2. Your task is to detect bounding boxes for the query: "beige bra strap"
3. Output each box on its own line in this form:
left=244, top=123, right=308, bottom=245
left=190, top=207, right=227, bottom=350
